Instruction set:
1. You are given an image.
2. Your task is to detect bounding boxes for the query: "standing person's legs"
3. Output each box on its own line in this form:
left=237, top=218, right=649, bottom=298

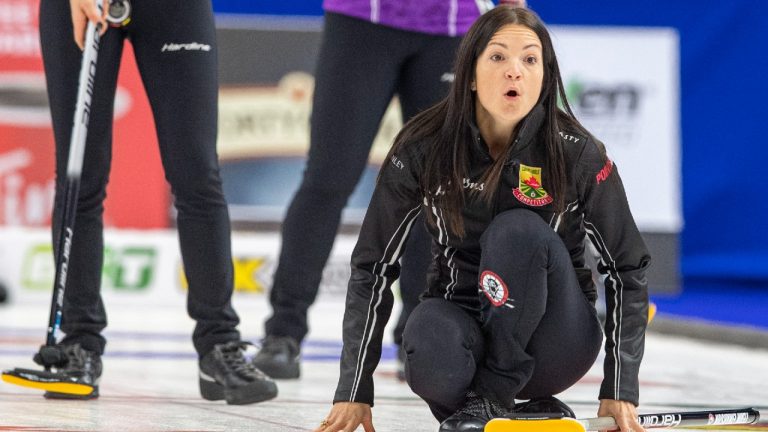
left=256, top=13, right=405, bottom=378
left=392, top=34, right=462, bottom=367
left=39, top=0, right=125, bottom=356
left=472, top=209, right=602, bottom=407
left=131, top=0, right=277, bottom=405
left=130, top=0, right=240, bottom=356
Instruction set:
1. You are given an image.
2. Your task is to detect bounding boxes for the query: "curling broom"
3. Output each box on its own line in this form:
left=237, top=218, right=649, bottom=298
left=485, top=407, right=760, bottom=431
left=1, top=0, right=103, bottom=396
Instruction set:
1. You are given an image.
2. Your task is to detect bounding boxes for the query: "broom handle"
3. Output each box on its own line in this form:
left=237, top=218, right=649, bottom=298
left=45, top=3, right=103, bottom=351
left=581, top=407, right=760, bottom=430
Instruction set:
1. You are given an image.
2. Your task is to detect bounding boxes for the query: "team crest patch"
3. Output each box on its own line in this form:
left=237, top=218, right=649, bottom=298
left=513, top=164, right=553, bottom=207
left=480, top=270, right=511, bottom=307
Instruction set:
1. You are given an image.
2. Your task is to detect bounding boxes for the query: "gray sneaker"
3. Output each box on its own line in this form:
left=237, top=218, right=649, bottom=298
left=199, top=341, right=278, bottom=405
left=252, top=336, right=300, bottom=379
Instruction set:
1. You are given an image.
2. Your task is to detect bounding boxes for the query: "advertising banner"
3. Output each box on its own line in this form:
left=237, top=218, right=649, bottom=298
left=0, top=0, right=51, bottom=227
left=217, top=71, right=401, bottom=224
left=0, top=0, right=168, bottom=229
left=0, top=226, right=354, bottom=303
left=551, top=26, right=681, bottom=233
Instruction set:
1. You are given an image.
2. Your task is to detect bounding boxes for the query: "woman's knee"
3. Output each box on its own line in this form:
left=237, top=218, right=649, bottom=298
left=165, top=164, right=228, bottom=212
left=402, top=299, right=480, bottom=401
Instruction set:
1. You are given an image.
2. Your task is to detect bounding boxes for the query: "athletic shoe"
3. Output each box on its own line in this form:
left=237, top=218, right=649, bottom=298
left=251, top=336, right=300, bottom=379
left=43, top=343, right=102, bottom=400
left=439, top=391, right=511, bottom=432
left=199, top=341, right=278, bottom=405
left=513, top=396, right=575, bottom=418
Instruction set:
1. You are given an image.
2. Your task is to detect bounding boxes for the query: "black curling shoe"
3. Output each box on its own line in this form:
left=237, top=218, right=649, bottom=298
left=439, top=391, right=511, bottom=432
left=251, top=335, right=301, bottom=379
left=513, top=396, right=576, bottom=418
left=199, top=341, right=278, bottom=405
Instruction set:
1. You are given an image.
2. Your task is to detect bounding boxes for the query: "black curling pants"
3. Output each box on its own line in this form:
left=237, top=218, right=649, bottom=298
left=402, top=209, right=603, bottom=421
left=264, top=13, right=460, bottom=344
left=39, top=0, right=240, bottom=357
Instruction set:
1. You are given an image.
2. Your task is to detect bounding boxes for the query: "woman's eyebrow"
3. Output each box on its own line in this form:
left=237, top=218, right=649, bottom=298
left=487, top=41, right=542, bottom=50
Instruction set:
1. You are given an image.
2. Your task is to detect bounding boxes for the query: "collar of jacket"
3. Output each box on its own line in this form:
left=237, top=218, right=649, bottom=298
left=468, top=103, right=546, bottom=164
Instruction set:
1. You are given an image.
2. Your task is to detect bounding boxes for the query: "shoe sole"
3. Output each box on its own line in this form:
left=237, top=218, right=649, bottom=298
left=251, top=360, right=300, bottom=380
left=199, top=377, right=278, bottom=405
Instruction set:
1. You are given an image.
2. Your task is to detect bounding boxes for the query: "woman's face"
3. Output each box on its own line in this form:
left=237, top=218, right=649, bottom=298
left=473, top=24, right=544, bottom=132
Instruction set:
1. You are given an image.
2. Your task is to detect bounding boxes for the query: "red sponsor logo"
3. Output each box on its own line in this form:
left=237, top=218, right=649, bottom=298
left=596, top=159, right=614, bottom=184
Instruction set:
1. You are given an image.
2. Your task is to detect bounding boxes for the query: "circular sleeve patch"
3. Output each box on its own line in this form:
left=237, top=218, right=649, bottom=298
left=479, top=270, right=509, bottom=307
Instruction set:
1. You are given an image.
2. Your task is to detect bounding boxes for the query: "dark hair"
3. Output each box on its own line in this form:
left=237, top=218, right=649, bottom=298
left=386, top=5, right=592, bottom=237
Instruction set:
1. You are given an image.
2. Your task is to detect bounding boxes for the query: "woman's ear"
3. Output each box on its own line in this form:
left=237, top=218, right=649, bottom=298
left=471, top=82, right=477, bottom=91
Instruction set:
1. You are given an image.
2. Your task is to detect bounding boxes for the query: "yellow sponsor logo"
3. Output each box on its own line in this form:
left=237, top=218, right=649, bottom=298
left=233, top=257, right=267, bottom=293
left=178, top=256, right=268, bottom=293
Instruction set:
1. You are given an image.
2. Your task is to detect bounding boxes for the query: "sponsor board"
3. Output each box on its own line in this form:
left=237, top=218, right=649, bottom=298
left=216, top=73, right=400, bottom=225
left=0, top=227, right=354, bottom=304
left=552, top=26, right=681, bottom=232
left=0, top=0, right=168, bottom=229
left=218, top=72, right=400, bottom=163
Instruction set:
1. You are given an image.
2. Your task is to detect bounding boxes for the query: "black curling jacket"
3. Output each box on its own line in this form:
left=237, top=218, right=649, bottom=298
left=333, top=105, right=652, bottom=407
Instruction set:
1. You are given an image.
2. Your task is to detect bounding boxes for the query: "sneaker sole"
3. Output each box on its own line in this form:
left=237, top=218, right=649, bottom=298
left=252, top=361, right=300, bottom=380
left=199, top=377, right=278, bottom=405
left=225, top=380, right=278, bottom=405
left=199, top=376, right=226, bottom=401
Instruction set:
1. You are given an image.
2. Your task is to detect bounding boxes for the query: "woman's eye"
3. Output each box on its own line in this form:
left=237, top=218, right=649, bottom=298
left=525, top=55, right=538, bottom=64
left=490, top=54, right=504, bottom=61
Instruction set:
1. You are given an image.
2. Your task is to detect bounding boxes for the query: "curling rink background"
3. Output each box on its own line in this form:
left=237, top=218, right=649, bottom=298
left=2, top=0, right=768, bottom=430
left=1, top=241, right=767, bottom=431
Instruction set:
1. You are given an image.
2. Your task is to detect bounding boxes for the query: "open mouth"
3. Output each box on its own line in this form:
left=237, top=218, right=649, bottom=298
left=505, top=89, right=519, bottom=97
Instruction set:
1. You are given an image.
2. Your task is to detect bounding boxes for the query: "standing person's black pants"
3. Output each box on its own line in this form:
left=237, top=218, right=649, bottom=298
left=39, top=0, right=240, bottom=357
left=265, top=13, right=461, bottom=345
left=402, top=209, right=603, bottom=421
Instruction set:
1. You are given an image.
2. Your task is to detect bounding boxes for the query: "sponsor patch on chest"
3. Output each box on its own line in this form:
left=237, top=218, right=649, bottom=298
left=512, top=164, right=553, bottom=207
